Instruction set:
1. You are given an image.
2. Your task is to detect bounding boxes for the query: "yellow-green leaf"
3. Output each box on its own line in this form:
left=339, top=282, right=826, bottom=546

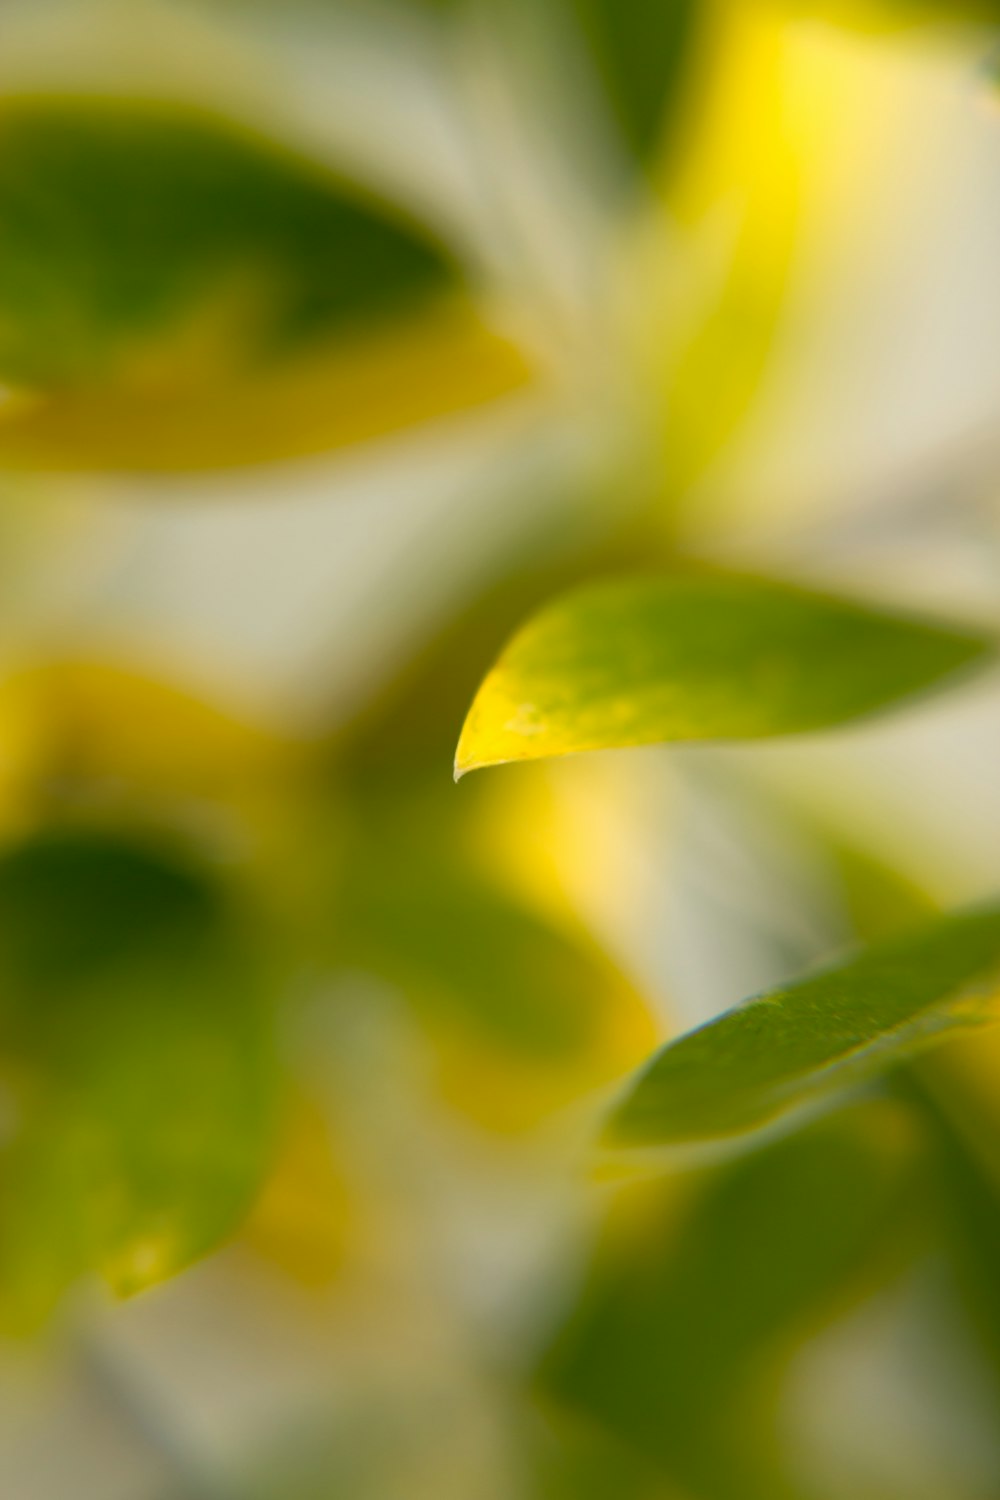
left=607, top=903, right=1000, bottom=1150
left=0, top=830, right=277, bottom=1328
left=455, top=572, right=995, bottom=775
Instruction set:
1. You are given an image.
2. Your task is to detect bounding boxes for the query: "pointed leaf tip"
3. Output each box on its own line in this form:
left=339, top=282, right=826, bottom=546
left=456, top=571, right=996, bottom=773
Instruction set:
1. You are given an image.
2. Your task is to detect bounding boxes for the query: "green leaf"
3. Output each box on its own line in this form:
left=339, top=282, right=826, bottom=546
left=0, top=96, right=455, bottom=390
left=330, top=781, right=651, bottom=1128
left=0, top=830, right=277, bottom=1328
left=541, top=1101, right=921, bottom=1500
left=561, top=0, right=702, bottom=169
left=455, top=571, right=995, bottom=775
left=0, top=96, right=527, bottom=470
left=606, top=902, right=1000, bottom=1150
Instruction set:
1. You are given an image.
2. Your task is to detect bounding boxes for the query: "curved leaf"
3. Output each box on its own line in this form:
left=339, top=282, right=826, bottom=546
left=0, top=97, right=527, bottom=471
left=607, top=902, right=1000, bottom=1150
left=455, top=572, right=994, bottom=775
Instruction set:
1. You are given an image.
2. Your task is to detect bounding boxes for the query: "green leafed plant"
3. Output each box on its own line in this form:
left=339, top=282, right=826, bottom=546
left=455, top=570, right=994, bottom=775
left=606, top=902, right=1000, bottom=1150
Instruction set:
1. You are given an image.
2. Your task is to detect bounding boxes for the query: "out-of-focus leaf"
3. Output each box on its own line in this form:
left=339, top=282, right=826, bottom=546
left=0, top=829, right=277, bottom=1328
left=607, top=902, right=1000, bottom=1150
left=455, top=571, right=993, bottom=775
left=332, top=782, right=656, bottom=1130
left=0, top=98, right=448, bottom=389
left=0, top=658, right=296, bottom=803
left=561, top=0, right=703, bottom=170
left=243, top=1098, right=349, bottom=1288
left=903, top=1031, right=1000, bottom=1389
left=541, top=1100, right=922, bottom=1500
left=826, top=836, right=938, bottom=948
left=0, top=97, right=528, bottom=471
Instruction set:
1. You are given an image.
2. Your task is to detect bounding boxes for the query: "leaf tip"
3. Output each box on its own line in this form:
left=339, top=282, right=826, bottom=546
left=453, top=699, right=493, bottom=779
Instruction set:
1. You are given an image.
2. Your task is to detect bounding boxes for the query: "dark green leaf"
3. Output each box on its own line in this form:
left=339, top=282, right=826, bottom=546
left=0, top=96, right=531, bottom=471
left=0, top=95, right=454, bottom=392
left=561, top=0, right=702, bottom=167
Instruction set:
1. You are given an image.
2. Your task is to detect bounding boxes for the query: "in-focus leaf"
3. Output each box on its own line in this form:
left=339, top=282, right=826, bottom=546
left=541, top=1101, right=921, bottom=1500
left=0, top=97, right=527, bottom=471
left=455, top=571, right=994, bottom=775
left=607, top=902, right=1000, bottom=1150
left=0, top=829, right=277, bottom=1327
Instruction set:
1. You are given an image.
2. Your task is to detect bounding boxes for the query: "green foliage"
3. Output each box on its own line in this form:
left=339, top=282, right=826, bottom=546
left=541, top=1101, right=921, bottom=1500
left=0, top=4, right=998, bottom=1495
left=0, top=93, right=532, bottom=471
left=456, top=571, right=994, bottom=775
left=607, top=903, right=1000, bottom=1149
left=0, top=96, right=455, bottom=392
left=558, top=0, right=702, bottom=168
left=0, top=829, right=277, bottom=1329
left=340, top=832, right=605, bottom=1058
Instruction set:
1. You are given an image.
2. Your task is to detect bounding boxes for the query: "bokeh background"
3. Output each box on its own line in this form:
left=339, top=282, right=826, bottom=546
left=1, top=1, right=1000, bottom=1496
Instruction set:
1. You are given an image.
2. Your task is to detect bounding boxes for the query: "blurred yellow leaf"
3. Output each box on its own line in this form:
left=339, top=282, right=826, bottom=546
left=243, top=1098, right=350, bottom=1288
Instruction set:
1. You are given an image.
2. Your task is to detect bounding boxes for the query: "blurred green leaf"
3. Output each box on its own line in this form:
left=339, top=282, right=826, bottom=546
left=0, top=829, right=277, bottom=1328
left=607, top=902, right=1000, bottom=1150
left=902, top=1039, right=1000, bottom=1402
left=560, top=0, right=702, bottom=169
left=456, top=571, right=994, bottom=775
left=331, top=782, right=651, bottom=1127
left=341, top=853, right=600, bottom=1058
left=541, top=1101, right=921, bottom=1500
left=0, top=96, right=452, bottom=390
left=0, top=96, right=527, bottom=470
